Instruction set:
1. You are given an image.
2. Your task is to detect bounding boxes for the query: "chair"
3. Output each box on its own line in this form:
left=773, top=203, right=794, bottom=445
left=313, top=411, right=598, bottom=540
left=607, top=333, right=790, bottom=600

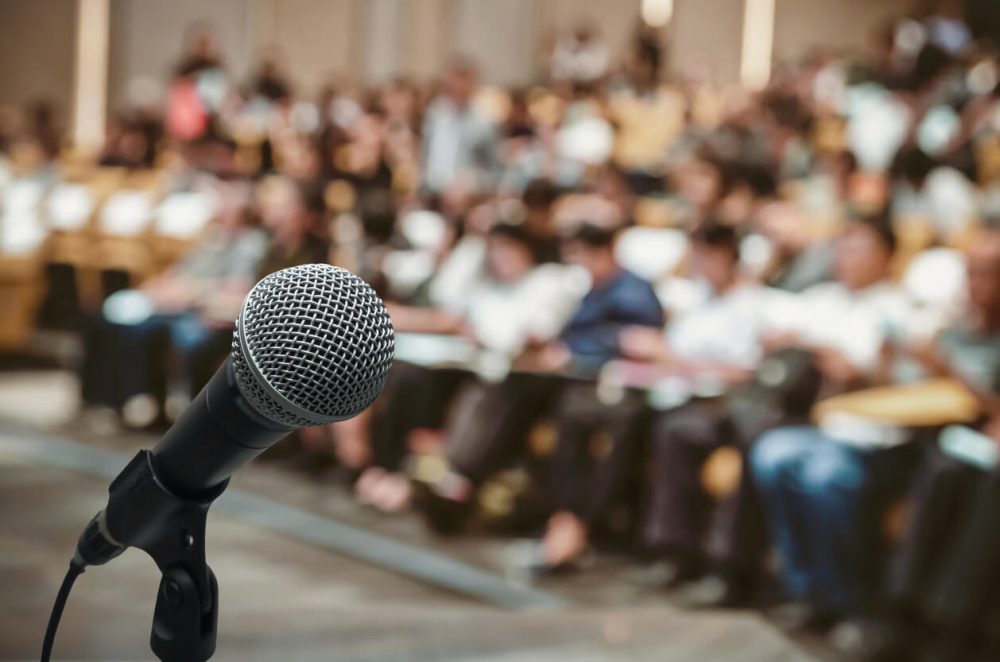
left=94, top=189, right=156, bottom=286
left=633, top=197, right=677, bottom=228
left=151, top=190, right=217, bottom=269
left=46, top=183, right=96, bottom=233
left=324, top=180, right=356, bottom=215
left=901, top=247, right=966, bottom=337
left=0, top=254, right=44, bottom=349
left=399, top=209, right=448, bottom=252
left=382, top=210, right=451, bottom=298
left=614, top=227, right=689, bottom=283
left=0, top=179, right=47, bottom=348
left=0, top=179, right=48, bottom=256
left=890, top=216, right=937, bottom=280
left=472, top=86, right=511, bottom=125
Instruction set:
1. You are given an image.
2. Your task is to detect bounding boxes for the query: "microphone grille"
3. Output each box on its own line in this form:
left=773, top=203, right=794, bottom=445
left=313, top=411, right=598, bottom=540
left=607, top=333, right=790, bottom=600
left=231, top=264, right=394, bottom=427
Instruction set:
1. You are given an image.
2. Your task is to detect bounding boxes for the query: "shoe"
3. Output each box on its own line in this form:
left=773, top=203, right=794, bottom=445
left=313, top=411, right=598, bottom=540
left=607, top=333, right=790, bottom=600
left=847, top=622, right=916, bottom=662
left=81, top=405, right=121, bottom=436
left=623, top=560, right=698, bottom=588
left=412, top=479, right=474, bottom=535
left=164, top=389, right=190, bottom=422
left=829, top=619, right=866, bottom=655
left=672, top=574, right=753, bottom=609
left=655, top=550, right=709, bottom=590
left=768, top=601, right=841, bottom=634
left=122, top=393, right=159, bottom=429
left=504, top=539, right=593, bottom=578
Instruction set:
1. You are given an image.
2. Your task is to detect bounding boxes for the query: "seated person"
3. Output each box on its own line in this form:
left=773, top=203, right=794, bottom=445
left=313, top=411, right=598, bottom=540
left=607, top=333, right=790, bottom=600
left=80, top=177, right=327, bottom=429
left=755, top=200, right=834, bottom=293
left=416, top=223, right=663, bottom=532
left=630, top=221, right=784, bottom=604
left=541, top=222, right=776, bottom=571
left=80, top=180, right=268, bottom=427
left=859, top=229, right=1000, bottom=662
left=356, top=222, right=579, bottom=512
left=749, top=217, right=931, bottom=633
left=253, top=176, right=331, bottom=274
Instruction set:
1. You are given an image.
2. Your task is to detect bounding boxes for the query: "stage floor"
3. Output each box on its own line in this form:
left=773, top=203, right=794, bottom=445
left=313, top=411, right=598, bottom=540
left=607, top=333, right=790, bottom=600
left=0, top=369, right=817, bottom=661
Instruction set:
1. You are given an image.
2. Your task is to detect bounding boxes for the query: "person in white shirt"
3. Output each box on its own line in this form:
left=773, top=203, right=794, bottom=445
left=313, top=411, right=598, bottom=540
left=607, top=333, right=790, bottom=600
left=765, top=219, right=911, bottom=382
left=356, top=223, right=577, bottom=513
left=749, top=217, right=922, bottom=630
left=615, top=222, right=786, bottom=603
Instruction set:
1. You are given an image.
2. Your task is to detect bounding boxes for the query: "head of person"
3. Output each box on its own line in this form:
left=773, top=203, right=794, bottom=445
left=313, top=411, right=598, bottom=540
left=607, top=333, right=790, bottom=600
left=380, top=78, right=417, bottom=121
left=892, top=146, right=937, bottom=191
left=823, top=149, right=858, bottom=197
left=522, top=178, right=559, bottom=232
left=671, top=149, right=729, bottom=212
left=834, top=211, right=897, bottom=290
left=574, top=20, right=598, bottom=45
left=965, top=227, right=1000, bottom=324
left=690, top=220, right=741, bottom=294
left=485, top=222, right=537, bottom=284
left=258, top=177, right=324, bottom=249
left=214, top=179, right=256, bottom=232
left=756, top=200, right=811, bottom=257
left=178, top=25, right=220, bottom=75
left=561, top=223, right=618, bottom=283
left=189, top=31, right=216, bottom=58
left=255, top=45, right=286, bottom=79
left=443, top=57, right=478, bottom=108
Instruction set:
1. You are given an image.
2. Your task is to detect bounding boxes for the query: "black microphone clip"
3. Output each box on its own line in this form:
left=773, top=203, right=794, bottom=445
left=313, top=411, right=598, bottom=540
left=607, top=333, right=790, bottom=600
left=78, top=450, right=229, bottom=662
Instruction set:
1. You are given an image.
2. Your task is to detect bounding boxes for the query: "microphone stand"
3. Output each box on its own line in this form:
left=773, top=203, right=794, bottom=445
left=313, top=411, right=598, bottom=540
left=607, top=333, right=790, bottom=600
left=78, top=450, right=228, bottom=661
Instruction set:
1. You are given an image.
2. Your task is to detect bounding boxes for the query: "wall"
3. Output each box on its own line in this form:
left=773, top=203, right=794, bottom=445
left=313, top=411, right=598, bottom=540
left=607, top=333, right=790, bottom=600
left=101, top=0, right=744, bottom=100
left=772, top=0, right=914, bottom=63
left=108, top=0, right=255, bottom=110
left=454, top=0, right=540, bottom=85
left=538, top=0, right=643, bottom=69
left=267, top=0, right=361, bottom=95
left=0, top=0, right=78, bottom=117
left=0, top=0, right=929, bottom=123
left=108, top=0, right=361, bottom=111
left=669, top=0, right=746, bottom=85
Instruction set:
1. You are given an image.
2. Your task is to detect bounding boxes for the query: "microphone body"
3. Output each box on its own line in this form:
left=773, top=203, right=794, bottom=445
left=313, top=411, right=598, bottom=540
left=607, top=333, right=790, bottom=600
left=151, top=356, right=293, bottom=498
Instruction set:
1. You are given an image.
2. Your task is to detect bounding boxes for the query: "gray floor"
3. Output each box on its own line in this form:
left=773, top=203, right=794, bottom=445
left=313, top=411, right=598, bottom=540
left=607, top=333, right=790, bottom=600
left=0, top=369, right=816, bottom=661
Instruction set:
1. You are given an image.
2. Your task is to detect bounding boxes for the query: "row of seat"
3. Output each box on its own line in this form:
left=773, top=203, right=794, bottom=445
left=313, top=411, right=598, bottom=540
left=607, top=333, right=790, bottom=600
left=0, top=167, right=213, bottom=348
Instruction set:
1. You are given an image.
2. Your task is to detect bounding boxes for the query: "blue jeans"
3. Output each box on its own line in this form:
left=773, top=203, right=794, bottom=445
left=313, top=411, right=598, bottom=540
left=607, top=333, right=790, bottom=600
left=750, top=426, right=917, bottom=615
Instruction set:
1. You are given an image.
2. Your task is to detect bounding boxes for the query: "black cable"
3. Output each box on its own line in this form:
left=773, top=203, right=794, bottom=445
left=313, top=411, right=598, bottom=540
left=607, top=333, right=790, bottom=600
left=40, top=555, right=86, bottom=662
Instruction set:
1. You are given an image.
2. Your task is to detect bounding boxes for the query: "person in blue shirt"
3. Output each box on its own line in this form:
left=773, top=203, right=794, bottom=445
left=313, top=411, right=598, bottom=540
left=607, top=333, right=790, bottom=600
left=557, top=223, right=666, bottom=373
left=417, top=223, right=664, bottom=534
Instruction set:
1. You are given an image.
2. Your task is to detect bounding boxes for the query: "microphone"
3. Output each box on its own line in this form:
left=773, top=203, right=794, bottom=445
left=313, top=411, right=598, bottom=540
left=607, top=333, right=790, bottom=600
left=86, top=262, right=394, bottom=549
left=46, top=264, right=394, bottom=662
left=151, top=262, right=395, bottom=497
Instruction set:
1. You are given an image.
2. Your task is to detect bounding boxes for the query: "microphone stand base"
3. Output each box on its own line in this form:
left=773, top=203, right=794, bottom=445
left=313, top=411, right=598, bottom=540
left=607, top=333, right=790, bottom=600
left=82, top=450, right=228, bottom=662
left=152, top=564, right=219, bottom=662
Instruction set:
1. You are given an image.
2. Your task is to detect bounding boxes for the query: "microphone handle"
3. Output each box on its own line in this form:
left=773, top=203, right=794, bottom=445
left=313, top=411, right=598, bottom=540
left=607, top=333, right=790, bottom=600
left=150, top=356, right=295, bottom=498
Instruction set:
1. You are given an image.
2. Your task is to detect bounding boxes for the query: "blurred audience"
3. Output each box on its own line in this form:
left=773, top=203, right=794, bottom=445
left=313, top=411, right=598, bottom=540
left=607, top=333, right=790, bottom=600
left=419, top=222, right=662, bottom=534
left=2, top=4, right=1000, bottom=656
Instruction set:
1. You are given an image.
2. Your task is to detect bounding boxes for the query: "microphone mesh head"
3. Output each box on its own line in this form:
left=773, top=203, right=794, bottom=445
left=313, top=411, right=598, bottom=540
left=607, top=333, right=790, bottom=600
left=231, top=264, right=394, bottom=427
